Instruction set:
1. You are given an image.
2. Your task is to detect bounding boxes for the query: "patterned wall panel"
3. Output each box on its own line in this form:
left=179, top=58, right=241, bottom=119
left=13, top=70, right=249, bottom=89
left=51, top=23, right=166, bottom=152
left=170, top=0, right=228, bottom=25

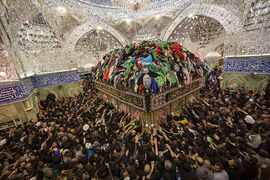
left=32, top=71, right=80, bottom=88
left=0, top=79, right=34, bottom=105
left=0, top=71, right=81, bottom=106
left=224, top=56, right=270, bottom=73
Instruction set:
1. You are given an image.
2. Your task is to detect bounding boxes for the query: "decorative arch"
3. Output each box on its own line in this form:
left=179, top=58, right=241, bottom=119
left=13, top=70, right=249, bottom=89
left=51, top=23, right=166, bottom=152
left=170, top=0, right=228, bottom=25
left=162, top=3, right=242, bottom=41
left=227, top=74, right=247, bottom=89
left=63, top=19, right=129, bottom=51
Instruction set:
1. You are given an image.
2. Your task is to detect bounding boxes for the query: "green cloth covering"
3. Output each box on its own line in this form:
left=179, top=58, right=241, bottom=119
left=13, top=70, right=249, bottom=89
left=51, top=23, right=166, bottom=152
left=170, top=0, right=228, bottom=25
left=150, top=48, right=159, bottom=60
left=161, top=62, right=171, bottom=74
left=146, top=64, right=161, bottom=74
left=122, top=60, right=134, bottom=80
left=133, top=50, right=140, bottom=57
left=126, top=44, right=134, bottom=55
left=180, top=59, right=188, bottom=69
left=155, top=75, right=166, bottom=88
left=156, top=40, right=170, bottom=50
left=93, top=40, right=208, bottom=95
left=166, top=71, right=178, bottom=85
left=122, top=59, right=130, bottom=69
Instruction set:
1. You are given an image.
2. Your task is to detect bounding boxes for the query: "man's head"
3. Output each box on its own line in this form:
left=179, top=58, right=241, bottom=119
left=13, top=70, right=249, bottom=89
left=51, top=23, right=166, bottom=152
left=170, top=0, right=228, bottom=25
left=203, top=159, right=211, bottom=168
left=196, top=157, right=204, bottom=165
left=144, top=164, right=151, bottom=174
left=164, top=160, right=173, bottom=170
left=213, top=163, right=223, bottom=172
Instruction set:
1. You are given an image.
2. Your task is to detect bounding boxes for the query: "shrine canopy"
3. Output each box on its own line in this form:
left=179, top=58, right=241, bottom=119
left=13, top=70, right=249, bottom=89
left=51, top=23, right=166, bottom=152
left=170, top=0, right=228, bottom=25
left=92, top=40, right=208, bottom=95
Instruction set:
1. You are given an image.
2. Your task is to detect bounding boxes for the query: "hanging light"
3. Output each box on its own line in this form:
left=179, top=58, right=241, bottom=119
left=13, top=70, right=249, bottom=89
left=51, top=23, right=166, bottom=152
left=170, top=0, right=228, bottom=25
left=155, top=14, right=161, bottom=20
left=188, top=13, right=195, bottom=18
left=57, top=7, right=67, bottom=15
left=125, top=18, right=132, bottom=25
left=0, top=72, right=6, bottom=76
left=96, top=26, right=103, bottom=31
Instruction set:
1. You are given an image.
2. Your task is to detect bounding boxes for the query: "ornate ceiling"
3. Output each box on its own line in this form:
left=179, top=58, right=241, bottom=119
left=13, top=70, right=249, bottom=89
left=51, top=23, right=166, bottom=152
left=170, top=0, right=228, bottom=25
left=17, top=19, right=61, bottom=54
left=244, top=0, right=270, bottom=31
left=168, top=15, right=225, bottom=54
left=114, top=21, right=143, bottom=41
left=81, top=0, right=166, bottom=9
left=0, top=36, right=17, bottom=81
left=75, top=29, right=123, bottom=52
left=0, top=0, right=269, bottom=80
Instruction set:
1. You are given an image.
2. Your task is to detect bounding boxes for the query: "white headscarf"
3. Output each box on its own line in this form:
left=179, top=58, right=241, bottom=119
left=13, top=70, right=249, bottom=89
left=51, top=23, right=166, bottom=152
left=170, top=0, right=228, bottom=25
left=85, top=143, right=92, bottom=149
left=83, top=124, right=90, bottom=131
left=244, top=115, right=255, bottom=124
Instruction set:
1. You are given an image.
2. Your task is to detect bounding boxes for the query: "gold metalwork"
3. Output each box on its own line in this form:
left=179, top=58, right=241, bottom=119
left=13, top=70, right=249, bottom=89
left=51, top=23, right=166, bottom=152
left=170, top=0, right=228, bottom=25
left=95, top=81, right=144, bottom=109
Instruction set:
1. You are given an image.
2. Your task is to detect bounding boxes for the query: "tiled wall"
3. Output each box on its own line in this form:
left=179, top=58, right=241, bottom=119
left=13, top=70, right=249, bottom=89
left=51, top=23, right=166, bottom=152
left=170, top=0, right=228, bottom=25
left=223, top=55, right=270, bottom=93
left=224, top=56, right=270, bottom=74
left=0, top=71, right=80, bottom=106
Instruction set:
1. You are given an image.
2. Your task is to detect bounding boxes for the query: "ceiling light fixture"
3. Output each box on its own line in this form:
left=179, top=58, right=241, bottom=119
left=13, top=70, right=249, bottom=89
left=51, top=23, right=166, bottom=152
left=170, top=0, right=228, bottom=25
left=57, top=7, right=67, bottom=15
left=0, top=72, right=7, bottom=76
left=188, top=13, right=195, bottom=18
left=125, top=18, right=132, bottom=24
left=96, top=26, right=103, bottom=31
left=155, top=15, right=161, bottom=20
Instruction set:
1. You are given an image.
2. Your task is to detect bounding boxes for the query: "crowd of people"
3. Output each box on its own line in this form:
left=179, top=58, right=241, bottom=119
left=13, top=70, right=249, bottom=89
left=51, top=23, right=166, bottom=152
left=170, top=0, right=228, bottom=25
left=0, top=74, right=270, bottom=179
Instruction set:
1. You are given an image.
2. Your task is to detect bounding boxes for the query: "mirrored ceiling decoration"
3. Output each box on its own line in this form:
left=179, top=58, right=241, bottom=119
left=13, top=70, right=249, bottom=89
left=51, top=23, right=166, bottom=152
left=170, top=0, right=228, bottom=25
left=145, top=16, right=172, bottom=33
left=215, top=43, right=225, bottom=54
left=32, top=13, right=48, bottom=25
left=78, top=0, right=112, bottom=7
left=133, top=26, right=157, bottom=42
left=80, top=0, right=166, bottom=10
left=244, top=0, right=270, bottom=31
left=54, top=12, right=80, bottom=35
left=115, top=21, right=142, bottom=41
left=73, top=0, right=187, bottom=20
left=206, top=0, right=245, bottom=15
left=169, top=15, right=225, bottom=49
left=133, top=15, right=172, bottom=42
left=239, top=29, right=270, bottom=55
left=0, top=36, right=17, bottom=81
left=111, top=0, right=153, bottom=11
left=17, top=18, right=61, bottom=54
left=1, top=0, right=15, bottom=7
left=75, top=29, right=123, bottom=53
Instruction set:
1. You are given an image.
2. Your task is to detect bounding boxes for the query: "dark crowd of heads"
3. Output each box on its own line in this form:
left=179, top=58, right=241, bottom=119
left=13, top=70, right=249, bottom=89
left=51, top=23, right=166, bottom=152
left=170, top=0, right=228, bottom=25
left=0, top=76, right=270, bottom=180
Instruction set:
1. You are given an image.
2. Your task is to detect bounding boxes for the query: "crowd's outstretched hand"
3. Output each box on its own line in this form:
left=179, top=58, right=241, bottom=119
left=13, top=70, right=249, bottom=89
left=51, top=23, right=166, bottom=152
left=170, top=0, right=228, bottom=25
left=0, top=77, right=269, bottom=180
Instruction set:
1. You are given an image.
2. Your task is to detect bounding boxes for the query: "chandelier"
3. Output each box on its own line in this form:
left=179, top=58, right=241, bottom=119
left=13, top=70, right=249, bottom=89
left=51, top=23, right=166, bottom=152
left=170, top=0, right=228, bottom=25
left=111, top=0, right=153, bottom=11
